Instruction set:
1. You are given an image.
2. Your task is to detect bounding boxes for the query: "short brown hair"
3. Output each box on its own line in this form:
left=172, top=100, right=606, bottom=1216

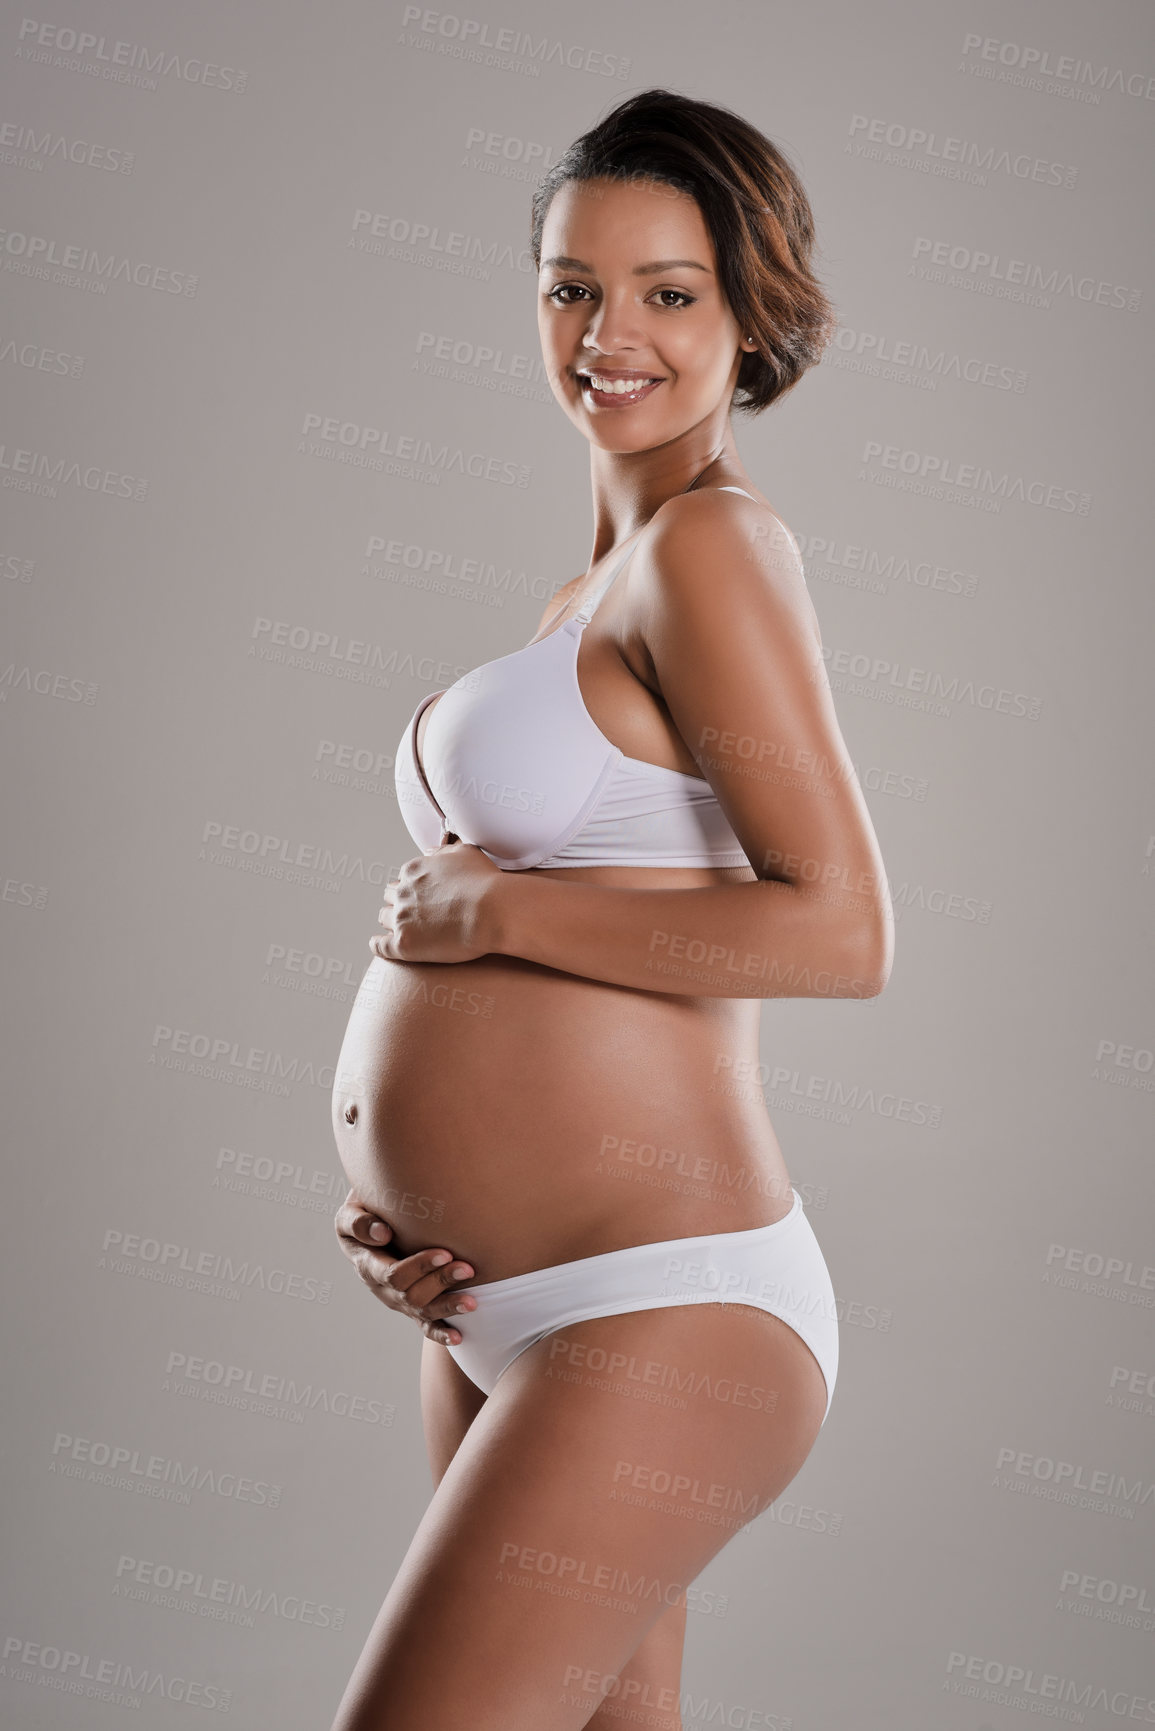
left=530, top=87, right=837, bottom=415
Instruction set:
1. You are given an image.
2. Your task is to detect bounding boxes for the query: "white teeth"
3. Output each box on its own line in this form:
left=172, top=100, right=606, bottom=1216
left=582, top=374, right=658, bottom=395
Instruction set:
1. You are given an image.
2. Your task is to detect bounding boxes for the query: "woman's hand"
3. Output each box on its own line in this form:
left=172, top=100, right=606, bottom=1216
left=370, top=840, right=507, bottom=966
left=334, top=1190, right=478, bottom=1346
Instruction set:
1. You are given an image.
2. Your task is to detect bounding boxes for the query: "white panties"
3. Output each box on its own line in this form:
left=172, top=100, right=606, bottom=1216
left=444, top=1189, right=838, bottom=1426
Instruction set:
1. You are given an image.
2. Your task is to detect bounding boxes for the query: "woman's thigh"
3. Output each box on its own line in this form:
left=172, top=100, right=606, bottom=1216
left=419, top=1335, right=487, bottom=1486
left=419, top=1340, right=689, bottom=1731
left=333, top=1304, right=826, bottom=1731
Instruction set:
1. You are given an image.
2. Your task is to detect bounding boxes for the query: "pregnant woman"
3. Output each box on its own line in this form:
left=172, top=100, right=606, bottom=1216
left=328, top=88, right=892, bottom=1730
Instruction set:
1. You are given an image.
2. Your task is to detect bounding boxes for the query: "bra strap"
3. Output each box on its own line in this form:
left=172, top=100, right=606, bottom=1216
left=572, top=534, right=646, bottom=626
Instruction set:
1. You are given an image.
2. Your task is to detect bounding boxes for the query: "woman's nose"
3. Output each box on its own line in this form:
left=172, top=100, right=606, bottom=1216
left=582, top=300, right=645, bottom=350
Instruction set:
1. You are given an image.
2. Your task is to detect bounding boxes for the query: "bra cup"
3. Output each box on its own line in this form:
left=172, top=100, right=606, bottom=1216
left=419, top=626, right=615, bottom=866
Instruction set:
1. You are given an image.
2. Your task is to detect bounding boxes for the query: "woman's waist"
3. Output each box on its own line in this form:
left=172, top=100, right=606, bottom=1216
left=456, top=1188, right=810, bottom=1296
left=354, top=1161, right=795, bottom=1284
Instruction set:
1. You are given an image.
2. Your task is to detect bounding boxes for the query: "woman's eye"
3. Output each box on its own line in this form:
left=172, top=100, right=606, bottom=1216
left=546, top=285, right=696, bottom=309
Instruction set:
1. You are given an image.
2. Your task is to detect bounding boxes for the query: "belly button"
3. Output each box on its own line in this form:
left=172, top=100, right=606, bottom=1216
left=343, top=1102, right=358, bottom=1125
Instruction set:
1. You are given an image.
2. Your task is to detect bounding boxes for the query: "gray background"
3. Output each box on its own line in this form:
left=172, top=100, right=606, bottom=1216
left=2, top=0, right=1154, bottom=1726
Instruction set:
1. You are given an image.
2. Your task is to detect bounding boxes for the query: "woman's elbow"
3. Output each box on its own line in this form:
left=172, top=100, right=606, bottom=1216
left=844, top=907, right=894, bottom=998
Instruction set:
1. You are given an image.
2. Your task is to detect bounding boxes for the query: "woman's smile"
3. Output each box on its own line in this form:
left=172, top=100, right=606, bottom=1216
left=575, top=367, right=666, bottom=409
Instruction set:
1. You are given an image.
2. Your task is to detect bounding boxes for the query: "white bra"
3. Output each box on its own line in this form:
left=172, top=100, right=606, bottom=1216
left=394, top=487, right=757, bottom=871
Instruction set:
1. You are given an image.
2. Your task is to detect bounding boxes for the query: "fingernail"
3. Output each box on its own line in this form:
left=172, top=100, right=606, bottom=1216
left=369, top=1224, right=388, bottom=1242
left=451, top=1264, right=472, bottom=1280
left=429, top=1252, right=451, bottom=1266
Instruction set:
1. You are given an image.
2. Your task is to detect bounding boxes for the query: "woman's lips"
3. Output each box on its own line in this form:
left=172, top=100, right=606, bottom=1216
left=577, top=374, right=665, bottom=409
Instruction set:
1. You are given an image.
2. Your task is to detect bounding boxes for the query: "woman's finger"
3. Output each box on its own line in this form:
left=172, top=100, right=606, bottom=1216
left=352, top=1251, right=476, bottom=1331
left=350, top=1213, right=393, bottom=1247
left=424, top=1319, right=463, bottom=1347
left=355, top=1248, right=406, bottom=1289
left=333, top=1190, right=365, bottom=1230
left=349, top=1254, right=478, bottom=1345
left=357, top=1214, right=393, bottom=1246
left=334, top=1203, right=393, bottom=1247
left=404, top=1273, right=478, bottom=1319
left=382, top=1248, right=474, bottom=1299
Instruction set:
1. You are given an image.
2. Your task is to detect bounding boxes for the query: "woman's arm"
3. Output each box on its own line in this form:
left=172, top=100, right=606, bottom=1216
left=485, top=872, right=883, bottom=1000
left=482, top=494, right=893, bottom=1000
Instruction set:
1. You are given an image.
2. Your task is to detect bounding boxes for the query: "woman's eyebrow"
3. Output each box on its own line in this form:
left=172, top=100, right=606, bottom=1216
left=541, top=255, right=713, bottom=276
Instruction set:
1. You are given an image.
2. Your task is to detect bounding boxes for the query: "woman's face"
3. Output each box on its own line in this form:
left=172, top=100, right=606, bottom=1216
left=537, top=175, right=747, bottom=454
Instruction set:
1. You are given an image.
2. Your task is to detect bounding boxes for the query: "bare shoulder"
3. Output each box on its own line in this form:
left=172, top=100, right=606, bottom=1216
left=638, top=485, right=817, bottom=646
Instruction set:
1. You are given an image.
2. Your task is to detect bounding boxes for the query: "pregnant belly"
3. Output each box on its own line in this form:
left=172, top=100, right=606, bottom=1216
left=329, top=952, right=792, bottom=1285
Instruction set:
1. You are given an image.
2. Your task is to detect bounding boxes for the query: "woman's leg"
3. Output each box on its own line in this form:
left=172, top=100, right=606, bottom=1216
left=332, top=1302, right=826, bottom=1731
left=419, top=1341, right=689, bottom=1731
left=419, top=1335, right=488, bottom=1486
left=566, top=1597, right=688, bottom=1731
